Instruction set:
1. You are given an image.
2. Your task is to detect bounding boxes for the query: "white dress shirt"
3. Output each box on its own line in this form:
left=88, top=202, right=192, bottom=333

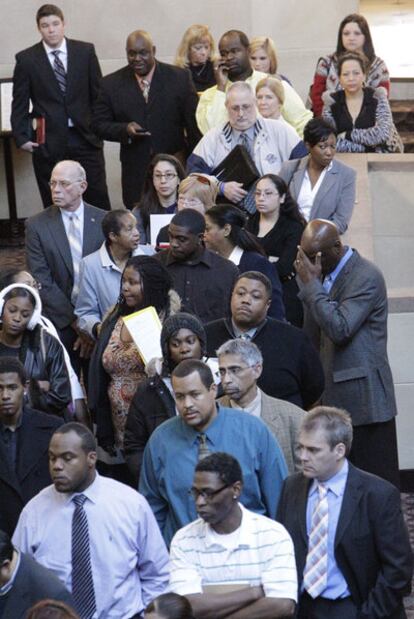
left=13, top=473, right=169, bottom=618
left=297, top=161, right=333, bottom=221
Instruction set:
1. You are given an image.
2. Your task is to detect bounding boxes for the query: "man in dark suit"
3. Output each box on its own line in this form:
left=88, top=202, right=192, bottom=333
left=295, top=219, right=400, bottom=486
left=92, top=29, right=201, bottom=208
left=277, top=406, right=413, bottom=619
left=205, top=271, right=324, bottom=409
left=0, top=358, right=63, bottom=536
left=11, top=3, right=110, bottom=210
left=26, top=160, right=105, bottom=377
left=0, top=530, right=74, bottom=618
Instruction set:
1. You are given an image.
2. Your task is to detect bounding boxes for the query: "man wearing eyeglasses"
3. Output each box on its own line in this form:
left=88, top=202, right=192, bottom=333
left=295, top=219, right=400, bottom=488
left=169, top=452, right=297, bottom=618
left=25, top=160, right=105, bottom=381
left=139, top=359, right=287, bottom=548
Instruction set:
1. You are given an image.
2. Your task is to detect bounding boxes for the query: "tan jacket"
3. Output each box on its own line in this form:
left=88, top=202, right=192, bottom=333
left=219, top=389, right=305, bottom=474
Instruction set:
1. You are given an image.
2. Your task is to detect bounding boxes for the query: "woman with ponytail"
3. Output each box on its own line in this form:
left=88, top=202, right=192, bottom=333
left=204, top=204, right=285, bottom=320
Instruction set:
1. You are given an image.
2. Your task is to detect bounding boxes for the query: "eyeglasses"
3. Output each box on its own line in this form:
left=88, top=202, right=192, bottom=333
left=217, top=365, right=253, bottom=378
left=48, top=179, right=83, bottom=189
left=254, top=190, right=278, bottom=198
left=153, top=173, right=178, bottom=181
left=189, top=484, right=231, bottom=501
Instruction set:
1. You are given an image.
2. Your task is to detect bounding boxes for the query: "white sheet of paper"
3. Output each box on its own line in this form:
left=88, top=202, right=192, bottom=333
left=122, top=306, right=162, bottom=365
left=0, top=82, right=13, bottom=132
left=150, top=213, right=173, bottom=246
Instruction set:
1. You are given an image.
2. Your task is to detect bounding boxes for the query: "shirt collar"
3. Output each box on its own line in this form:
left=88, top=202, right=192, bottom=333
left=59, top=200, right=84, bottom=221
left=0, top=410, right=23, bottom=433
left=204, top=503, right=256, bottom=549
left=230, top=388, right=261, bottom=415
left=165, top=246, right=213, bottom=267
left=309, top=459, right=349, bottom=498
left=180, top=405, right=226, bottom=445
left=135, top=61, right=156, bottom=87
left=60, top=471, right=100, bottom=505
left=43, top=37, right=67, bottom=56
left=325, top=246, right=353, bottom=285
left=227, top=246, right=244, bottom=266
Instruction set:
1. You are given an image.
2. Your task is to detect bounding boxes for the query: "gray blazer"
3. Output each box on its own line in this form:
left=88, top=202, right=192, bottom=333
left=26, top=202, right=105, bottom=330
left=278, top=156, right=356, bottom=234
left=298, top=250, right=397, bottom=425
left=219, top=389, right=306, bottom=474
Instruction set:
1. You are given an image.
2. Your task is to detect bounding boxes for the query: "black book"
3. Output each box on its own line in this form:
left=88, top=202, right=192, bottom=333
left=212, top=144, right=260, bottom=189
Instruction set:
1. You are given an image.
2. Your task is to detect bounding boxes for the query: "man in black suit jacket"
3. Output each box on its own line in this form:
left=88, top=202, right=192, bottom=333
left=93, top=29, right=201, bottom=208
left=277, top=406, right=413, bottom=619
left=26, top=160, right=105, bottom=377
left=205, top=271, right=324, bottom=409
left=11, top=3, right=110, bottom=210
left=0, top=358, right=63, bottom=536
left=0, top=531, right=74, bottom=618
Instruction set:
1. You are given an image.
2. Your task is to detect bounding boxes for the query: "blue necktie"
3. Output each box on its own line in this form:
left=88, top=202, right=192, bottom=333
left=52, top=50, right=67, bottom=94
left=72, top=494, right=97, bottom=619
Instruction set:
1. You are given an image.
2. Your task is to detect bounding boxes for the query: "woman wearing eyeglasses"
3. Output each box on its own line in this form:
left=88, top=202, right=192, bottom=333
left=133, top=154, right=185, bottom=244
left=246, top=174, right=306, bottom=327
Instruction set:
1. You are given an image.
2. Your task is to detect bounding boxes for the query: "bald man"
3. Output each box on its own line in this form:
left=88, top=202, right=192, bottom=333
left=93, top=29, right=201, bottom=208
left=295, top=219, right=400, bottom=487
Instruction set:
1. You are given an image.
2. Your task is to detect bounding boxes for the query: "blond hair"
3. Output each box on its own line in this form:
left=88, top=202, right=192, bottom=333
left=256, top=76, right=285, bottom=105
left=178, top=174, right=218, bottom=211
left=175, top=24, right=215, bottom=68
left=249, top=36, right=278, bottom=74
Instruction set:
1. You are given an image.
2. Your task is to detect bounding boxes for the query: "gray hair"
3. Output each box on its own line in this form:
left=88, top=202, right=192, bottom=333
left=300, top=406, right=353, bottom=455
left=216, top=338, right=263, bottom=366
left=225, top=81, right=255, bottom=103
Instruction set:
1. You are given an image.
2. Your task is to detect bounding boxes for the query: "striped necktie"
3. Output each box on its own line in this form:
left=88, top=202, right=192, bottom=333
left=141, top=79, right=150, bottom=103
left=303, top=483, right=329, bottom=598
left=71, top=494, right=97, bottom=619
left=52, top=50, right=67, bottom=94
left=197, top=433, right=210, bottom=461
left=68, top=213, right=82, bottom=304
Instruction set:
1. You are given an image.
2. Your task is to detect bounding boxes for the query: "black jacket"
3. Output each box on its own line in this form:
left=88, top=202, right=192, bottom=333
left=0, top=406, right=63, bottom=536
left=124, top=374, right=175, bottom=485
left=92, top=61, right=201, bottom=205
left=205, top=317, right=324, bottom=409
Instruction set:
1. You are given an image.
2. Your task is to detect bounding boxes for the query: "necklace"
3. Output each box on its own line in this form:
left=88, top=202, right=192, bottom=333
left=192, top=62, right=207, bottom=77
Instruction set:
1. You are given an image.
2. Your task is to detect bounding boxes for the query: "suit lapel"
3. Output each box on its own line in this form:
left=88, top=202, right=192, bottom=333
left=65, top=38, right=76, bottom=95
left=34, top=41, right=64, bottom=99
left=297, top=475, right=311, bottom=545
left=291, top=158, right=308, bottom=199
left=335, top=464, right=363, bottom=548
left=0, top=438, right=21, bottom=494
left=3, top=555, right=34, bottom=617
left=146, top=62, right=163, bottom=111
left=45, top=208, right=74, bottom=275
left=83, top=204, right=101, bottom=256
left=329, top=250, right=359, bottom=299
left=16, top=410, right=50, bottom=483
left=309, top=164, right=338, bottom=218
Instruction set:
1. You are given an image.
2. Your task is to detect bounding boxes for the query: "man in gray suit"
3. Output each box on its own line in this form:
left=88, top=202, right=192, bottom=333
left=217, top=338, right=305, bottom=474
left=26, top=160, right=105, bottom=379
left=295, top=219, right=399, bottom=487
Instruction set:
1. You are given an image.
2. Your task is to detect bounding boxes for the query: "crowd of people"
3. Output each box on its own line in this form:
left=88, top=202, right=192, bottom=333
left=1, top=3, right=412, bottom=619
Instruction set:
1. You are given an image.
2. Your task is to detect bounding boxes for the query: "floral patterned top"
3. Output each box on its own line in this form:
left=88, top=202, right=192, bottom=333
left=102, top=316, right=146, bottom=447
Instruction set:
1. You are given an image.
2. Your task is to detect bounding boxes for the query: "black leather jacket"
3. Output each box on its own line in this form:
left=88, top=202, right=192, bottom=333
left=22, top=326, right=72, bottom=416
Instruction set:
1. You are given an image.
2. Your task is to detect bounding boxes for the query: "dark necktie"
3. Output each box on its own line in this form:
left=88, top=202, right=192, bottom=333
left=71, top=494, right=97, bottom=619
left=52, top=50, right=67, bottom=94
left=197, top=433, right=210, bottom=461
left=239, top=131, right=253, bottom=157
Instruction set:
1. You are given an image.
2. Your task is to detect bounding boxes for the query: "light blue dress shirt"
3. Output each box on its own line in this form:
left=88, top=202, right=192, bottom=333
left=140, top=405, right=288, bottom=547
left=305, top=459, right=350, bottom=599
left=13, top=473, right=169, bottom=618
left=322, top=246, right=353, bottom=293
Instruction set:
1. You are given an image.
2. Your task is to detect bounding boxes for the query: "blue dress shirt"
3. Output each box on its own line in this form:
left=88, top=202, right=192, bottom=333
left=322, top=247, right=353, bottom=293
left=306, top=459, right=350, bottom=599
left=140, top=406, right=288, bottom=547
